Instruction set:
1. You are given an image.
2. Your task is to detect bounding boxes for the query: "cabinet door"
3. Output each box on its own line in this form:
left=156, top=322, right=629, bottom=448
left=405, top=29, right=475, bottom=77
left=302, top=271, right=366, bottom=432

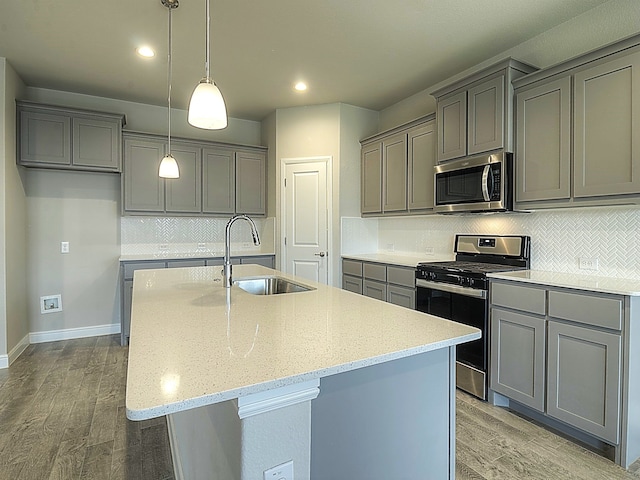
left=342, top=275, right=363, bottom=294
left=20, top=110, right=71, bottom=165
left=547, top=321, right=621, bottom=444
left=382, top=133, right=407, bottom=212
left=165, top=143, right=202, bottom=214
left=490, top=308, right=546, bottom=412
left=574, top=51, right=640, bottom=198
left=236, top=150, right=266, bottom=215
left=72, top=116, right=121, bottom=171
left=363, top=279, right=387, bottom=301
left=407, top=122, right=436, bottom=211
left=437, top=91, right=467, bottom=162
left=202, top=147, right=235, bottom=214
left=387, top=285, right=415, bottom=309
left=467, top=75, right=504, bottom=155
left=361, top=142, right=382, bottom=213
left=515, top=77, right=571, bottom=202
left=123, top=137, right=165, bottom=213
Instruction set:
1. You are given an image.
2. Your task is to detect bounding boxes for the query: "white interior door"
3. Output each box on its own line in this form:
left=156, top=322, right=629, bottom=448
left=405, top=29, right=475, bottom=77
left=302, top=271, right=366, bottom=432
left=283, top=159, right=329, bottom=284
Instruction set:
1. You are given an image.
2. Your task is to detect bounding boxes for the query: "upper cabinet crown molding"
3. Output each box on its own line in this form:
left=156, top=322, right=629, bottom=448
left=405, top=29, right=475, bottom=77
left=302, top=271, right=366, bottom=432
left=17, top=100, right=126, bottom=173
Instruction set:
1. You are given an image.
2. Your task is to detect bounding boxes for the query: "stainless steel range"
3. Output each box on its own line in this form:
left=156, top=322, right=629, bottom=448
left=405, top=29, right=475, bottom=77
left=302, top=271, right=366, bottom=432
left=415, top=234, right=531, bottom=400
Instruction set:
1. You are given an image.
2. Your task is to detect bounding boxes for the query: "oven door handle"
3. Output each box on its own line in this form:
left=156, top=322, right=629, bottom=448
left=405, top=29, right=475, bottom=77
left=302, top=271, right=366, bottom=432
left=416, top=279, right=487, bottom=299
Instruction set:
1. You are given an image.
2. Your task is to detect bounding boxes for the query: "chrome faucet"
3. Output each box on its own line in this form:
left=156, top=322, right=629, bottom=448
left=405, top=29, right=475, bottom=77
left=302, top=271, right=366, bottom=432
left=223, top=214, right=260, bottom=288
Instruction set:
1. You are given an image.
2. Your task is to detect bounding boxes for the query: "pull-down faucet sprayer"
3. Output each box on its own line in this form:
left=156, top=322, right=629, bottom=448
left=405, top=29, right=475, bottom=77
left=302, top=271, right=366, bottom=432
left=223, top=215, right=260, bottom=288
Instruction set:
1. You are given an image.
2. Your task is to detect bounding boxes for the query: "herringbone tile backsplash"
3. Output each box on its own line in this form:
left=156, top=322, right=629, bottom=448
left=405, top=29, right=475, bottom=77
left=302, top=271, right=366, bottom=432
left=344, top=205, right=640, bottom=279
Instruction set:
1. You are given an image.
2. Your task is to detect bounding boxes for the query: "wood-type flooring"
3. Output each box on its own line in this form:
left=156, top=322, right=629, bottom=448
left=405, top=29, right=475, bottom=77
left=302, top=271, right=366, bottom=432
left=0, top=335, right=639, bottom=479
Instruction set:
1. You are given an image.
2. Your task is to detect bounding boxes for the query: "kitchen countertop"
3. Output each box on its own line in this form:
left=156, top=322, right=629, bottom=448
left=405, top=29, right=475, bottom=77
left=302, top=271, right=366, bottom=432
left=120, top=251, right=275, bottom=262
left=488, top=270, right=640, bottom=296
left=342, top=253, right=453, bottom=268
left=125, top=264, right=480, bottom=421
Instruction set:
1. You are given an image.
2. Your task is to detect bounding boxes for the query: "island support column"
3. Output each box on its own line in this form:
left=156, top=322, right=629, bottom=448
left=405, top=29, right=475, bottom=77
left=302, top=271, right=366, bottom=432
left=167, top=379, right=320, bottom=480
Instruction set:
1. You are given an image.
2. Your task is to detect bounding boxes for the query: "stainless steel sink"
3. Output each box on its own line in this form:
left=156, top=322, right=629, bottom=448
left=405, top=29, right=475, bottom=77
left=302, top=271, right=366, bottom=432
left=234, top=276, right=315, bottom=295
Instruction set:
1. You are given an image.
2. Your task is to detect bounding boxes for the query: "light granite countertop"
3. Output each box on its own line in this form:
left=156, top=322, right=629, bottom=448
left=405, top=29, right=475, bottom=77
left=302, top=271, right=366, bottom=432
left=125, top=264, right=480, bottom=421
left=488, top=270, right=640, bottom=296
left=341, top=253, right=453, bottom=268
left=120, top=251, right=275, bottom=262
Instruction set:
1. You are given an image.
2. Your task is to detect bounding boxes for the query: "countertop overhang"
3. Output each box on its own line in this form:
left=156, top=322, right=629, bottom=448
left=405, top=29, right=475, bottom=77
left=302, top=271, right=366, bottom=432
left=125, top=265, right=480, bottom=421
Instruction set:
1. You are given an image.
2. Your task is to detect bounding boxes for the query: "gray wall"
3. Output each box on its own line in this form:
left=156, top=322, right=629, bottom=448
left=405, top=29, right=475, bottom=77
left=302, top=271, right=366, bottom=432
left=1, top=58, right=28, bottom=360
left=378, top=0, right=640, bottom=130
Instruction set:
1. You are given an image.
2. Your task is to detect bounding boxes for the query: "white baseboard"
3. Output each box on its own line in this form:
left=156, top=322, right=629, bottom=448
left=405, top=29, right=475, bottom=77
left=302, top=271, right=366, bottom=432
left=8, top=334, right=30, bottom=365
left=0, top=355, right=7, bottom=369
left=29, top=323, right=121, bottom=344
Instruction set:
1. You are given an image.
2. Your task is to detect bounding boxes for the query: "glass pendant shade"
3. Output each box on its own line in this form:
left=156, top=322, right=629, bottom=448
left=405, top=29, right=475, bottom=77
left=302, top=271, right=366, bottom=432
left=188, top=79, right=228, bottom=129
left=159, top=154, right=180, bottom=178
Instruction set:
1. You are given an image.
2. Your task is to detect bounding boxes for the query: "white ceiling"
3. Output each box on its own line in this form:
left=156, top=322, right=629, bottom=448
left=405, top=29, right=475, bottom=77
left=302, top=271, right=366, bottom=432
left=0, top=0, right=612, bottom=121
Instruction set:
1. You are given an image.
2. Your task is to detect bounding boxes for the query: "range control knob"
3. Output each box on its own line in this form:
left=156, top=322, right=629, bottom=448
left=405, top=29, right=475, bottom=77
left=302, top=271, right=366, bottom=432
left=429, top=272, right=437, bottom=280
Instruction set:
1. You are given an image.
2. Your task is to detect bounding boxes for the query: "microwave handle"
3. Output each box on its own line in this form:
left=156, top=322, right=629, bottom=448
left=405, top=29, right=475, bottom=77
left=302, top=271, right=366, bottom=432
left=481, top=165, right=491, bottom=201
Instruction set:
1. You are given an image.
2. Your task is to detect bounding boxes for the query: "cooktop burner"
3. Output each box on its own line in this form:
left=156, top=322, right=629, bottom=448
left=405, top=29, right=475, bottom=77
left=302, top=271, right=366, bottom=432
left=416, top=261, right=526, bottom=275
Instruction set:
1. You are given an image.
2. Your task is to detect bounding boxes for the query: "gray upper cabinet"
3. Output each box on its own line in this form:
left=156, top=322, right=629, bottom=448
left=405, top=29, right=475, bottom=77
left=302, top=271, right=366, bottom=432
left=360, top=115, right=435, bottom=216
left=382, top=132, right=407, bottom=213
left=123, top=136, right=165, bottom=213
left=165, top=143, right=202, bottom=214
left=408, top=121, right=436, bottom=211
left=573, top=51, right=640, bottom=198
left=17, top=101, right=124, bottom=172
left=513, top=35, right=640, bottom=208
left=467, top=75, right=504, bottom=155
left=515, top=77, right=571, bottom=202
left=122, top=132, right=267, bottom=217
left=361, top=142, right=382, bottom=214
left=436, top=91, right=467, bottom=162
left=203, top=147, right=235, bottom=214
left=431, top=59, right=536, bottom=163
left=236, top=150, right=266, bottom=215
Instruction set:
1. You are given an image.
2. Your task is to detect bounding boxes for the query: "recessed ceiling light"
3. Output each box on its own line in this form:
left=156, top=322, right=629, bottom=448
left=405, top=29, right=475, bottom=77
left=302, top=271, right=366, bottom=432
left=137, top=46, right=155, bottom=58
left=294, top=81, right=307, bottom=92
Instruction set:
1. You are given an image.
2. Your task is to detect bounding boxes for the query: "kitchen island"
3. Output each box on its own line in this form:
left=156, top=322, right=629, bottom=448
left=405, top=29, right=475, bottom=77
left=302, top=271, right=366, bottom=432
left=126, top=264, right=480, bottom=480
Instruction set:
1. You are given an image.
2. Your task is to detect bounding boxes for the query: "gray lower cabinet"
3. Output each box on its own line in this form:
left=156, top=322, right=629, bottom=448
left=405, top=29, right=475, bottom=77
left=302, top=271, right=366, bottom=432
left=122, top=132, right=267, bottom=216
left=17, top=101, right=124, bottom=172
left=360, top=115, right=435, bottom=216
left=341, top=258, right=416, bottom=308
left=490, top=307, right=546, bottom=412
left=489, top=279, right=633, bottom=463
left=547, top=320, right=621, bottom=444
left=121, top=255, right=274, bottom=344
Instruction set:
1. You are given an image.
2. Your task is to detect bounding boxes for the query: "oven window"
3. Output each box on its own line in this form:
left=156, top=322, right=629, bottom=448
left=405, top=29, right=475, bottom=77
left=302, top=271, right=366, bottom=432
left=416, top=287, right=487, bottom=372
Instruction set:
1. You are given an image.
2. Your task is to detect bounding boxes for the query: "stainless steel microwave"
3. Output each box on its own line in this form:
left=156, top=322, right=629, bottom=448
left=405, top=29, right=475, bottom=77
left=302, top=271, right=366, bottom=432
left=434, top=151, right=512, bottom=213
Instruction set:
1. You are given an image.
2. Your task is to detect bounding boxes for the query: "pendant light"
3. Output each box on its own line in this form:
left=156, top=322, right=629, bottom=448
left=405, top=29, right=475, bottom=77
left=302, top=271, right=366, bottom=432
left=159, top=0, right=180, bottom=179
left=187, top=0, right=228, bottom=130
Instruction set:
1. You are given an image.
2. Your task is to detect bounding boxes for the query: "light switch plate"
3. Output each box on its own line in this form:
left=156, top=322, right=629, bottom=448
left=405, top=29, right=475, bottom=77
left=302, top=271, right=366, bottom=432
left=579, top=257, right=599, bottom=271
left=61, top=241, right=69, bottom=254
left=263, top=460, right=293, bottom=480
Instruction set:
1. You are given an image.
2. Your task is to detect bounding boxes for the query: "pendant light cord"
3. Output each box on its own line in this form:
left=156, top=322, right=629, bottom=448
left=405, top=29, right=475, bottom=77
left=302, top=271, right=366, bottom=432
left=205, top=0, right=210, bottom=81
left=167, top=5, right=173, bottom=154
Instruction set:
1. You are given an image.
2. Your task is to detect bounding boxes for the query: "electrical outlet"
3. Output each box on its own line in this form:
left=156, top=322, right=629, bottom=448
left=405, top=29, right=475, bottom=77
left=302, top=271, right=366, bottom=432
left=197, top=243, right=206, bottom=250
left=159, top=244, right=169, bottom=251
left=425, top=246, right=435, bottom=255
left=242, top=242, right=250, bottom=249
left=386, top=243, right=395, bottom=252
left=264, top=460, right=293, bottom=480
left=579, top=257, right=599, bottom=271
left=61, top=241, right=69, bottom=254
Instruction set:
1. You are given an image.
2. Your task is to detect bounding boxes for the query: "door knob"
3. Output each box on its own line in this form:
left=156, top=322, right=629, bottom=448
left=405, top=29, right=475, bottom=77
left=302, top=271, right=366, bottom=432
left=314, top=252, right=326, bottom=257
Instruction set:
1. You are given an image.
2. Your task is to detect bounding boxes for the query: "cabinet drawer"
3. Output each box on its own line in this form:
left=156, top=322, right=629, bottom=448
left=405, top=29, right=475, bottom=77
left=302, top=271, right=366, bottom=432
left=363, top=279, right=387, bottom=301
left=123, top=261, right=166, bottom=280
left=387, top=284, right=415, bottom=309
left=342, top=275, right=363, bottom=294
left=240, top=256, right=274, bottom=268
left=491, top=282, right=546, bottom=315
left=167, top=260, right=206, bottom=268
left=342, top=259, right=363, bottom=277
left=548, top=291, right=623, bottom=331
left=387, top=266, right=415, bottom=288
left=363, top=263, right=386, bottom=282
